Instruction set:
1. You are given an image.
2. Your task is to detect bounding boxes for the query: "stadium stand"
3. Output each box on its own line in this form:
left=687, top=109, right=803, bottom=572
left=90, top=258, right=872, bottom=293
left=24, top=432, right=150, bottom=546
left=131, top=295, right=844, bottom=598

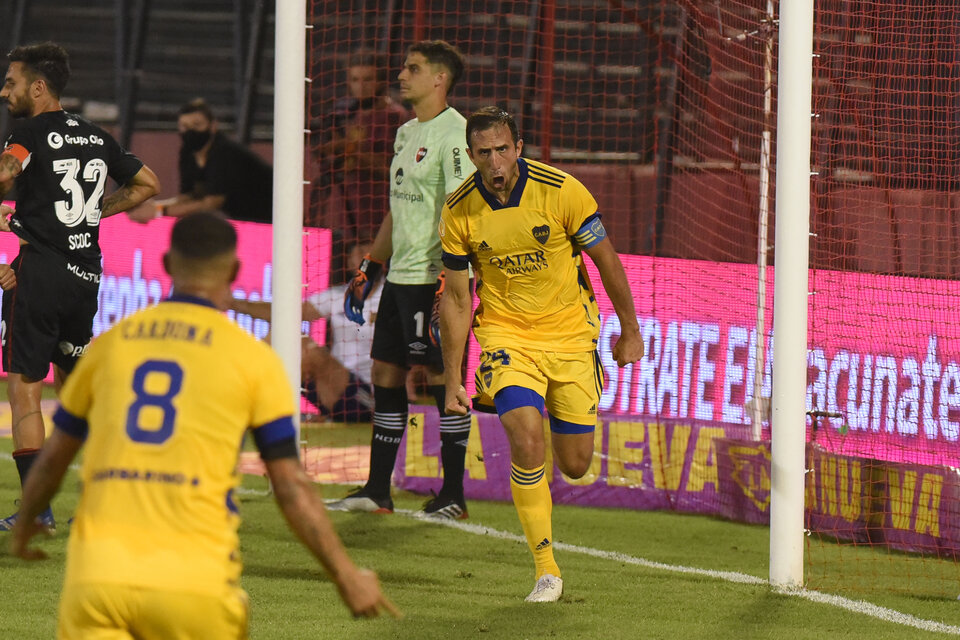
left=14, top=0, right=275, bottom=136
left=8, top=1, right=960, bottom=276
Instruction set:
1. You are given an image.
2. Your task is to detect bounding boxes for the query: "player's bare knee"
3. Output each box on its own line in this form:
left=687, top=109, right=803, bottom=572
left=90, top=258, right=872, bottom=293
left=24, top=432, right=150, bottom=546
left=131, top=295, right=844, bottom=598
left=558, top=454, right=592, bottom=480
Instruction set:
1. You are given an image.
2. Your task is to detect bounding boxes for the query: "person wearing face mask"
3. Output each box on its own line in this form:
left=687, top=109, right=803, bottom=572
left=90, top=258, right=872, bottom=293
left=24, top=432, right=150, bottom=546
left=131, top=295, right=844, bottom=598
left=148, top=98, right=273, bottom=223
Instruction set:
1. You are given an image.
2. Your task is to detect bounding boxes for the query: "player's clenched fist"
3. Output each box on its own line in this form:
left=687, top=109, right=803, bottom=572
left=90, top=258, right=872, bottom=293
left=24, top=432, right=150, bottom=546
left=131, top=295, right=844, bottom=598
left=612, top=327, right=644, bottom=368
left=343, top=254, right=384, bottom=325
left=0, top=264, right=16, bottom=291
left=445, top=384, right=470, bottom=416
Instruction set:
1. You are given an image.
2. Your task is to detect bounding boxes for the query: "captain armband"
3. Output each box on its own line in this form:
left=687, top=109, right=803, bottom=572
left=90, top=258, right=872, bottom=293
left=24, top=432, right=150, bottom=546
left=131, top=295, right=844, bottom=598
left=2, top=143, right=29, bottom=165
left=572, top=214, right=606, bottom=249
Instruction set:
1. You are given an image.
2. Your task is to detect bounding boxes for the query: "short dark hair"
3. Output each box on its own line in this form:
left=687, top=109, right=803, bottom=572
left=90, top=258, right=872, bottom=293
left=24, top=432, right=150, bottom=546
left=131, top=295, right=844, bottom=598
left=8, top=42, right=70, bottom=98
left=170, top=212, right=237, bottom=260
left=466, top=106, right=520, bottom=149
left=408, top=40, right=464, bottom=91
left=178, top=97, right=215, bottom=122
left=347, top=48, right=389, bottom=86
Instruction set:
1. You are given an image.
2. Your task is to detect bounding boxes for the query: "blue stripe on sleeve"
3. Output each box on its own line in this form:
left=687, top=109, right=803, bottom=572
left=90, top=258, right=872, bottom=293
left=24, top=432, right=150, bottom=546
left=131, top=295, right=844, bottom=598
left=573, top=213, right=606, bottom=249
left=442, top=251, right=471, bottom=271
left=252, top=416, right=297, bottom=450
left=53, top=406, right=89, bottom=441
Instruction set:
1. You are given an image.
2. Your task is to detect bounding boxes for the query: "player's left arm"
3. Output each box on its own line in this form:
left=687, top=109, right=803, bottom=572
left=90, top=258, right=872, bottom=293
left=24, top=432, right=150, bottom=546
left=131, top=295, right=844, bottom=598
left=101, top=165, right=161, bottom=218
left=583, top=236, right=644, bottom=367
left=9, top=428, right=84, bottom=560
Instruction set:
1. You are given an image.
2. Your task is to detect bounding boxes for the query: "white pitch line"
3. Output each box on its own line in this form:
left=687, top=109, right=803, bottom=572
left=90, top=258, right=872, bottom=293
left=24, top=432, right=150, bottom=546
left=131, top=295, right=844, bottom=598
left=3, top=451, right=956, bottom=636
left=397, top=510, right=960, bottom=636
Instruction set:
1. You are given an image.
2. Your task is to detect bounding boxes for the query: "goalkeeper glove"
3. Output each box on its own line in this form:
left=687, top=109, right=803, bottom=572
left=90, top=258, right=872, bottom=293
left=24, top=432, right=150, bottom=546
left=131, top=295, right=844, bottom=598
left=343, top=254, right=383, bottom=325
left=429, top=271, right=445, bottom=347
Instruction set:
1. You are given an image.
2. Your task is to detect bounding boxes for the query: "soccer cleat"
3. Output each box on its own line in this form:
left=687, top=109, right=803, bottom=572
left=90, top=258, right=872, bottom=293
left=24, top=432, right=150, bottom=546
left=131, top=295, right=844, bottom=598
left=0, top=511, right=16, bottom=531
left=325, top=488, right=393, bottom=514
left=415, top=492, right=468, bottom=520
left=524, top=574, right=563, bottom=603
left=0, top=507, right=55, bottom=533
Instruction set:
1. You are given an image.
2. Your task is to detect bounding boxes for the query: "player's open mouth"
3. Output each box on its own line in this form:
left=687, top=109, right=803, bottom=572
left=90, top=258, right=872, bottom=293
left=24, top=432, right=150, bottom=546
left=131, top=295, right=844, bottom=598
left=492, top=176, right=505, bottom=188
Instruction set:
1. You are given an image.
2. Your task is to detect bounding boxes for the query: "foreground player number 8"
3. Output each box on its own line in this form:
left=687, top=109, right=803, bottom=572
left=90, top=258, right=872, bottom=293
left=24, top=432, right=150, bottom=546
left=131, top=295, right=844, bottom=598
left=125, top=360, right=184, bottom=445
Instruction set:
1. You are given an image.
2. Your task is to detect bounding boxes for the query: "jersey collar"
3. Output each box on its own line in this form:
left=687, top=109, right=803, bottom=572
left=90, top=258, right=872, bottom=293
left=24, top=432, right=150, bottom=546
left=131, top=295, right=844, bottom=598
left=164, top=293, right=218, bottom=309
left=474, top=157, right=528, bottom=210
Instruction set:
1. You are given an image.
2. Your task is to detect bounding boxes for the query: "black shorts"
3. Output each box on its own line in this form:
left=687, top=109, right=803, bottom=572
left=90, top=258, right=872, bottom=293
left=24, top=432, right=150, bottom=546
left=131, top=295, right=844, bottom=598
left=2, top=246, right=99, bottom=380
left=370, top=281, right=443, bottom=369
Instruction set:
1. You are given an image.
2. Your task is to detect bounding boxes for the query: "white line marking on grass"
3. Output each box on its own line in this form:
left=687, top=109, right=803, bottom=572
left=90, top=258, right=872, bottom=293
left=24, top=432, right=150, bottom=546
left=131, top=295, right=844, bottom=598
left=398, top=510, right=960, bottom=636
left=4, top=452, right=955, bottom=636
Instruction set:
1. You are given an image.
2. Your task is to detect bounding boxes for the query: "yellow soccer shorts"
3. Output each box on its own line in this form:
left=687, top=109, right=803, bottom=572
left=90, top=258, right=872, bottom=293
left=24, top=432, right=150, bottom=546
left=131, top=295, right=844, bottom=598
left=473, top=346, right=604, bottom=432
left=58, top=582, right=249, bottom=640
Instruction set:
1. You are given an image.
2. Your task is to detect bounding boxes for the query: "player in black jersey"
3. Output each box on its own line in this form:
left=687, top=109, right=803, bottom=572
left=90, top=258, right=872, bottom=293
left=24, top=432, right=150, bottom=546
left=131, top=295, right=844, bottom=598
left=0, top=42, right=160, bottom=530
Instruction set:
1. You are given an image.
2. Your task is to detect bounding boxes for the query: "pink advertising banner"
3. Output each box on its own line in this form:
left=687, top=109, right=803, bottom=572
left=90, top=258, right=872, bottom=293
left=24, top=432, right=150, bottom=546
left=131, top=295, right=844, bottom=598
left=580, top=254, right=960, bottom=468
left=0, top=215, right=331, bottom=380
left=1, top=211, right=957, bottom=469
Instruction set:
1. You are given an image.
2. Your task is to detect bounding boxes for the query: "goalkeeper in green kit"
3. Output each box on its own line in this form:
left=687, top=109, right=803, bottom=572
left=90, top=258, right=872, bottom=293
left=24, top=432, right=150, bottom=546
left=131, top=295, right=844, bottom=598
left=327, top=40, right=475, bottom=519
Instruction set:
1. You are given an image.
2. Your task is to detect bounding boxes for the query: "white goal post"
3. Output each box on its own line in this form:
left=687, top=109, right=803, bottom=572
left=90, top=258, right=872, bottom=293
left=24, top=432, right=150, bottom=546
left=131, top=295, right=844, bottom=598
left=272, top=0, right=307, bottom=444
left=769, top=0, right=814, bottom=588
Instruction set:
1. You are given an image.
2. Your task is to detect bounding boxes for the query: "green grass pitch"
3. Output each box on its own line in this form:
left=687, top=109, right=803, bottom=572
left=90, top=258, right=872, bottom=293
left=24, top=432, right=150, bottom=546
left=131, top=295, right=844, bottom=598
left=2, top=428, right=960, bottom=638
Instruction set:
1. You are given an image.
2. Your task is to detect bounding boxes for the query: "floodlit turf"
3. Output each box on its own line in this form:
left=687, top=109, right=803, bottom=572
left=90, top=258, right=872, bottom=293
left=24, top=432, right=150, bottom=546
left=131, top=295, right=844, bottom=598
left=2, top=435, right=960, bottom=638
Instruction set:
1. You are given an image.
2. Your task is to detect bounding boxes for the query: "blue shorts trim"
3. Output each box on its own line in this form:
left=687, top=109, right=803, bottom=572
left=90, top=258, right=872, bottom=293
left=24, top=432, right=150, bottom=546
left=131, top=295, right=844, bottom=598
left=494, top=385, right=545, bottom=416
left=549, top=414, right=595, bottom=434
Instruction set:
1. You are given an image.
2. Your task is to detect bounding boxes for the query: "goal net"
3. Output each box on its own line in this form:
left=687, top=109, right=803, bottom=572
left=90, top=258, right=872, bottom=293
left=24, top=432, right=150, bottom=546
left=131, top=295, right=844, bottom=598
left=303, top=0, right=960, bottom=598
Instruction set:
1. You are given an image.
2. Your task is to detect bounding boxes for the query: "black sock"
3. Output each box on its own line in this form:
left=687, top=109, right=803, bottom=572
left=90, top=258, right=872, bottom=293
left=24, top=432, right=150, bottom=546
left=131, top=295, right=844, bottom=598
left=365, top=386, right=407, bottom=497
left=428, top=385, right=471, bottom=499
left=13, top=448, right=40, bottom=487
left=13, top=448, right=51, bottom=518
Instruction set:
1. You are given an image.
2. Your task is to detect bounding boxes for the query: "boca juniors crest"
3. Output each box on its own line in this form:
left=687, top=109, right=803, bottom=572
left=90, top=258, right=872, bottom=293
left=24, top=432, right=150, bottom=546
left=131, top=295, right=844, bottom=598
left=532, top=225, right=550, bottom=244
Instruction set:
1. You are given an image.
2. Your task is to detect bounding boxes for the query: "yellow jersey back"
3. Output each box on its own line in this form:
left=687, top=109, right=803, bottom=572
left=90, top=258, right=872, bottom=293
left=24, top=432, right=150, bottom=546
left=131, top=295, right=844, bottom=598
left=54, top=296, right=296, bottom=596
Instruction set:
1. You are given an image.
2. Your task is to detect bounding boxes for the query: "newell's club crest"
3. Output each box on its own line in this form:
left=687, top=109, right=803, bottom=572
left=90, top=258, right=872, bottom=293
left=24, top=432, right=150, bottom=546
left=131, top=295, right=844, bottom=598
left=416, top=147, right=428, bottom=163
left=532, top=225, right=550, bottom=244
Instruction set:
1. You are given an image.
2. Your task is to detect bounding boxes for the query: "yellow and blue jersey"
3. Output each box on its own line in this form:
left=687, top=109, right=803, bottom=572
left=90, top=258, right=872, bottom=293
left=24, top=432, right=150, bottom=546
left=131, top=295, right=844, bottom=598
left=439, top=158, right=603, bottom=352
left=53, top=294, right=297, bottom=597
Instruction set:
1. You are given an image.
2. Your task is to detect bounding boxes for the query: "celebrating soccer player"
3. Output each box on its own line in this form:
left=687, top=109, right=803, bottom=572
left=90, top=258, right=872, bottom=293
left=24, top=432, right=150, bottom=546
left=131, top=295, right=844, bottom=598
left=438, top=106, right=644, bottom=602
